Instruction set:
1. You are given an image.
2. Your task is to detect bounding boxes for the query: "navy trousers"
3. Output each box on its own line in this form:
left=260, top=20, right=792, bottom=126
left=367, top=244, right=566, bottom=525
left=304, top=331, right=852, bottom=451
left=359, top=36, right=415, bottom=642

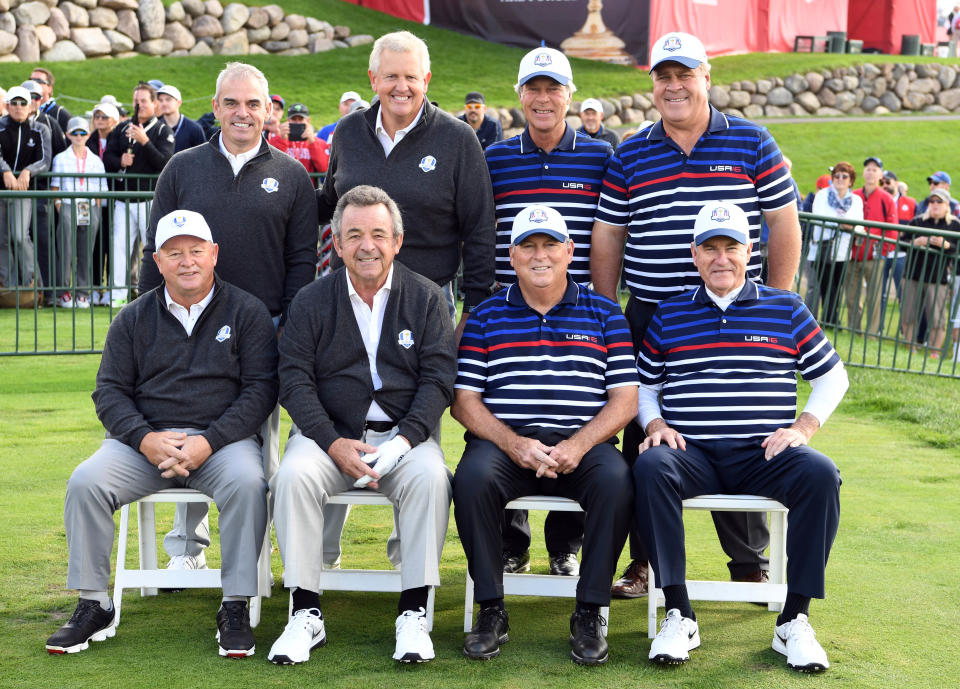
left=633, top=437, right=841, bottom=599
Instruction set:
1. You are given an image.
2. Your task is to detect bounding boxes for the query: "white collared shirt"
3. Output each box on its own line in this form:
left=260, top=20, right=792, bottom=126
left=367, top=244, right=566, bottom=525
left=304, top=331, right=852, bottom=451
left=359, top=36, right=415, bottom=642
left=346, top=265, right=395, bottom=421
left=704, top=283, right=745, bottom=312
left=218, top=133, right=261, bottom=176
left=375, top=102, right=424, bottom=157
left=164, top=285, right=215, bottom=336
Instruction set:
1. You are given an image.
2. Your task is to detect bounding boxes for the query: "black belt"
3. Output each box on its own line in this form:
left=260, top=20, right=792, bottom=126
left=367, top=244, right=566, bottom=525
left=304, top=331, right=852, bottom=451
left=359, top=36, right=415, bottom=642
left=364, top=420, right=395, bottom=433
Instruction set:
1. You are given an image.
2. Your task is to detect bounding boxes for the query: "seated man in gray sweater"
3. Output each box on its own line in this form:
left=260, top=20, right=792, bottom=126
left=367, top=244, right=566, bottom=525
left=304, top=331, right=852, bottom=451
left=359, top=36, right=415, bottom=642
left=269, top=185, right=456, bottom=665
left=45, top=209, right=278, bottom=659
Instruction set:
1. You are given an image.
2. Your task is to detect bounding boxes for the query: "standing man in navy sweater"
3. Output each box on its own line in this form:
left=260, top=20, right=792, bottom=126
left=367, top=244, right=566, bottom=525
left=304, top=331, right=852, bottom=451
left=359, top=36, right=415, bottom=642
left=46, top=209, right=278, bottom=658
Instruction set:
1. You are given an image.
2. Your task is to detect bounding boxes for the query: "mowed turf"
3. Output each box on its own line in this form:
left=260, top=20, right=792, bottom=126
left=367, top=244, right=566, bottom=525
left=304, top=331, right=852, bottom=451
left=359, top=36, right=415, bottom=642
left=0, top=355, right=958, bottom=689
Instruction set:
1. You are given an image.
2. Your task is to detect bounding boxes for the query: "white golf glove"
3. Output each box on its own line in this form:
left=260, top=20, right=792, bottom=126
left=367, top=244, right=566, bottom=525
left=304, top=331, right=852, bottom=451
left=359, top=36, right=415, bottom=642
left=353, top=435, right=411, bottom=488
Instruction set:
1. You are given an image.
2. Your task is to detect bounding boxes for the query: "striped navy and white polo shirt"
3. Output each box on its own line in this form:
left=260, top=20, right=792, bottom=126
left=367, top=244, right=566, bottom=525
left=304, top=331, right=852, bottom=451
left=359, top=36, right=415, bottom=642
left=456, top=277, right=638, bottom=431
left=636, top=281, right=842, bottom=440
left=485, top=125, right=613, bottom=286
left=595, top=107, right=796, bottom=304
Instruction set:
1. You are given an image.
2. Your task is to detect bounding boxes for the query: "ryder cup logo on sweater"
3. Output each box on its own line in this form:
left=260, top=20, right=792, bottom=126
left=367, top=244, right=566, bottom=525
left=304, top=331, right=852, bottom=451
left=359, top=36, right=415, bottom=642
left=261, top=177, right=279, bottom=193
left=216, top=325, right=231, bottom=342
left=710, top=206, right=731, bottom=223
left=663, top=36, right=682, bottom=52
left=419, top=155, right=437, bottom=173
left=398, top=329, right=414, bottom=349
left=533, top=52, right=553, bottom=67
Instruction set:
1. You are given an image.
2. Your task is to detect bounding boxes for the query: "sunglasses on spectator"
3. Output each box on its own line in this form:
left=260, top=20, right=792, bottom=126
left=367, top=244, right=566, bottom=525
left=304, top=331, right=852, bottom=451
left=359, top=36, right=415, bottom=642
left=928, top=197, right=946, bottom=204
left=69, top=130, right=89, bottom=136
left=30, top=93, right=41, bottom=100
left=32, top=77, right=50, bottom=86
left=8, top=99, right=28, bottom=106
left=464, top=103, right=484, bottom=110
left=833, top=173, right=850, bottom=179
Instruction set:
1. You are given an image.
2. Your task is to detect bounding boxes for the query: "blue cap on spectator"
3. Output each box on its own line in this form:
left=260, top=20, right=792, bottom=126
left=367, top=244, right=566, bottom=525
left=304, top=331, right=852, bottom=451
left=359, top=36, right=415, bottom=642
left=927, top=171, right=952, bottom=185
left=147, top=79, right=164, bottom=91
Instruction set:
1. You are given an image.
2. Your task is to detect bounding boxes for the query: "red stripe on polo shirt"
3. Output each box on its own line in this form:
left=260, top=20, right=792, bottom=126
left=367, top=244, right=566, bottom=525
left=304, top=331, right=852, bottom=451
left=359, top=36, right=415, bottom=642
left=459, top=345, right=487, bottom=354
left=488, top=339, right=607, bottom=353
left=602, top=179, right=627, bottom=194
left=756, top=159, right=785, bottom=181
left=494, top=188, right=599, bottom=200
left=795, top=326, right=821, bottom=349
left=668, top=341, right=798, bottom=355
left=631, top=170, right=754, bottom=192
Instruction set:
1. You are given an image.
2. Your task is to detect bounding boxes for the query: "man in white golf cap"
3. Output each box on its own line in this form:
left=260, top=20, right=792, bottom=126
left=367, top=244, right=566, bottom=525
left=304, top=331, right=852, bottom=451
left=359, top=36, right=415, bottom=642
left=591, top=31, right=803, bottom=597
left=453, top=204, right=637, bottom=665
left=577, top=98, right=619, bottom=148
left=46, top=208, right=278, bottom=658
left=156, top=84, right=206, bottom=153
left=317, top=90, right=364, bottom=144
left=634, top=200, right=846, bottom=672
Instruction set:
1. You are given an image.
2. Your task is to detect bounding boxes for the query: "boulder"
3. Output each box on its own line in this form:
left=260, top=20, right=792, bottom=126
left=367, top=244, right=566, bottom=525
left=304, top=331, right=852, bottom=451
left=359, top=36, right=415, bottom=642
left=708, top=85, right=730, bottom=108
left=783, top=73, right=807, bottom=94
left=763, top=104, right=789, bottom=117
left=268, top=21, right=288, bottom=40
left=922, top=104, right=949, bottom=114
left=137, top=0, right=164, bottom=39
left=795, top=91, right=820, bottom=113
left=894, top=74, right=910, bottom=99
left=509, top=107, right=525, bottom=128
left=88, top=7, right=118, bottom=29
left=902, top=91, right=933, bottom=110
left=908, top=77, right=939, bottom=94
left=939, top=65, right=957, bottom=91
left=70, top=26, right=110, bottom=55
left=213, top=27, right=246, bottom=54
left=742, top=103, right=764, bottom=119
left=862, top=63, right=881, bottom=79
left=166, top=1, right=184, bottom=22
left=937, top=87, right=960, bottom=110
left=332, top=39, right=348, bottom=49
left=749, top=93, right=766, bottom=105
left=35, top=23, right=55, bottom=50
left=115, top=8, right=139, bottom=42
left=723, top=108, right=745, bottom=118
left=261, top=39, right=287, bottom=51
left=181, top=12, right=191, bottom=27
left=644, top=108, right=660, bottom=122
left=136, top=37, right=171, bottom=54
left=618, top=95, right=633, bottom=110
left=285, top=13, right=305, bottom=29
left=276, top=47, right=307, bottom=56
left=104, top=27, right=133, bottom=51
left=860, top=95, right=880, bottom=112
left=766, top=86, right=793, bottom=106
left=834, top=91, right=856, bottom=111
left=163, top=20, right=193, bottom=49
left=804, top=71, right=823, bottom=92
left=620, top=107, right=640, bottom=123
left=305, top=17, right=326, bottom=33
left=43, top=38, right=86, bottom=60
left=191, top=14, right=222, bottom=38
left=100, top=0, right=138, bottom=8
left=204, top=0, right=222, bottom=18
left=915, top=62, right=938, bottom=78
left=605, top=114, right=622, bottom=128
left=245, top=25, right=268, bottom=43
left=817, top=87, right=837, bottom=107
left=219, top=2, right=247, bottom=33
left=728, top=90, right=751, bottom=109
left=13, top=1, right=50, bottom=25
left=59, top=1, right=89, bottom=26
left=345, top=34, right=372, bottom=47
left=247, top=42, right=266, bottom=54
left=181, top=0, right=204, bottom=17
left=14, top=24, right=40, bottom=61
left=0, top=28, right=16, bottom=54
left=188, top=39, right=212, bottom=55
left=815, top=107, right=842, bottom=116
left=842, top=74, right=859, bottom=90
left=872, top=79, right=887, bottom=97
left=0, top=12, right=14, bottom=34
left=0, top=52, right=19, bottom=61
left=824, top=77, right=844, bottom=92
left=632, top=93, right=651, bottom=110
left=245, top=6, right=267, bottom=28
left=307, top=34, right=332, bottom=53
left=286, top=28, right=307, bottom=48
left=739, top=79, right=756, bottom=93
left=787, top=103, right=807, bottom=116
left=73, top=0, right=98, bottom=8
left=880, top=91, right=901, bottom=112
left=262, top=3, right=283, bottom=25
left=872, top=105, right=890, bottom=115
left=333, top=24, right=350, bottom=39
left=755, top=78, right=772, bottom=94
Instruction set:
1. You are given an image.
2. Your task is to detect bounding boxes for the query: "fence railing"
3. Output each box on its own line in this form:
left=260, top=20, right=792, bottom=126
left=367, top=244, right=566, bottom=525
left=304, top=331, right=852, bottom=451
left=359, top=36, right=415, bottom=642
left=3, top=179, right=959, bottom=379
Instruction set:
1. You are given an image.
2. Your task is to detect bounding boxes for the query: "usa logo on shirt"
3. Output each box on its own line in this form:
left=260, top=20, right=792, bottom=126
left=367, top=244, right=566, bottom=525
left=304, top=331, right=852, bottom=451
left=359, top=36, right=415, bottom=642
left=663, top=36, right=682, bottom=52
left=216, top=325, right=231, bottom=342
left=418, top=156, right=436, bottom=173
left=533, top=52, right=553, bottom=67
left=710, top=207, right=731, bottom=223
left=261, top=177, right=279, bottom=193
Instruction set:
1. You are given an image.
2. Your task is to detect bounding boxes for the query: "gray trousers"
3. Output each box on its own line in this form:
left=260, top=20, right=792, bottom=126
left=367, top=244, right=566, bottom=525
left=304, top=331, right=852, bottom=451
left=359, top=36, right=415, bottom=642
left=270, top=427, right=451, bottom=592
left=65, top=432, right=267, bottom=597
left=57, top=202, right=101, bottom=299
left=0, top=198, right=34, bottom=287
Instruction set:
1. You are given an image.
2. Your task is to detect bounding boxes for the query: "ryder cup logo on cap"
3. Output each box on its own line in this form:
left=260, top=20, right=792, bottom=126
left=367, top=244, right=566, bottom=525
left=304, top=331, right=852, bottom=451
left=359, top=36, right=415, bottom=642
left=511, top=204, right=569, bottom=245
left=261, top=177, right=279, bottom=193
left=693, top=201, right=749, bottom=246
left=516, top=46, right=573, bottom=88
left=155, top=209, right=214, bottom=249
left=649, top=31, right=708, bottom=73
left=419, top=155, right=437, bottom=172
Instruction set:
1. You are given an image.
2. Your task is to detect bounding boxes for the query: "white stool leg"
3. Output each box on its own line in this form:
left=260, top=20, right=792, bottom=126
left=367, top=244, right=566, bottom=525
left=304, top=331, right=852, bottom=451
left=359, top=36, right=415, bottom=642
left=647, top=563, right=658, bottom=638
left=113, top=503, right=131, bottom=627
left=768, top=509, right=787, bottom=612
left=137, top=502, right=158, bottom=597
left=426, top=586, right=435, bottom=632
left=464, top=571, right=475, bottom=633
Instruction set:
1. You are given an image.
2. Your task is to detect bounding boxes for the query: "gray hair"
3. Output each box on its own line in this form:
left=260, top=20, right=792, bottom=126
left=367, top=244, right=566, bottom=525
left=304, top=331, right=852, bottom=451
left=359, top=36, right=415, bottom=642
left=515, top=79, right=577, bottom=99
left=369, top=31, right=430, bottom=77
left=332, top=185, right=404, bottom=241
left=214, top=62, right=269, bottom=104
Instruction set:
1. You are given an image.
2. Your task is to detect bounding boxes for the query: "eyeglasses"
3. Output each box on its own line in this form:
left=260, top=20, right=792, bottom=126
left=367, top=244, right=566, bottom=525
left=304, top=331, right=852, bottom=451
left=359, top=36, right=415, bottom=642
left=881, top=178, right=894, bottom=185
left=93, top=112, right=108, bottom=119
left=928, top=197, right=946, bottom=204
left=464, top=103, right=484, bottom=110
left=833, top=173, right=850, bottom=179
left=30, top=93, right=41, bottom=100
left=8, top=99, right=28, bottom=106
left=70, top=130, right=89, bottom=136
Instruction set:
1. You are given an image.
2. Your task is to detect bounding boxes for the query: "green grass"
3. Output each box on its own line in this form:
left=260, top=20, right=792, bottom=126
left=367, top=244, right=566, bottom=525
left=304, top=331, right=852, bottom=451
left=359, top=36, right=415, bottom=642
left=1, top=353, right=959, bottom=688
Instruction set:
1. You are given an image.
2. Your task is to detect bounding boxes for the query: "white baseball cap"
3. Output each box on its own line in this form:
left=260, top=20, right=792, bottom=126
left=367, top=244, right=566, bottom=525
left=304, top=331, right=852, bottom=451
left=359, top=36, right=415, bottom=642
left=340, top=90, right=361, bottom=104
left=93, top=102, right=120, bottom=121
left=66, top=116, right=90, bottom=134
left=516, top=47, right=572, bottom=88
left=580, top=98, right=604, bottom=114
left=155, top=209, right=214, bottom=250
left=156, top=84, right=182, bottom=102
left=649, top=32, right=708, bottom=73
left=693, top=201, right=749, bottom=246
left=5, top=86, right=31, bottom=103
left=511, top=205, right=569, bottom=245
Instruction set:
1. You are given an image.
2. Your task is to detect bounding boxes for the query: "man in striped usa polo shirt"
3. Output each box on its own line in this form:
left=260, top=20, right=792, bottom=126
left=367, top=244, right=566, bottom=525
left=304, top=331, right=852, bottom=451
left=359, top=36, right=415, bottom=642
left=485, top=46, right=616, bottom=579
left=590, top=31, right=803, bottom=596
left=636, top=201, right=847, bottom=672
left=452, top=205, right=637, bottom=665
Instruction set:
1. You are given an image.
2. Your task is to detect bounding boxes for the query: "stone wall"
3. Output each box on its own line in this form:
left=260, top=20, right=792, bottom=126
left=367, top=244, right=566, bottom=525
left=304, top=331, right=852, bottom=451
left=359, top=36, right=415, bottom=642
left=0, top=0, right=372, bottom=62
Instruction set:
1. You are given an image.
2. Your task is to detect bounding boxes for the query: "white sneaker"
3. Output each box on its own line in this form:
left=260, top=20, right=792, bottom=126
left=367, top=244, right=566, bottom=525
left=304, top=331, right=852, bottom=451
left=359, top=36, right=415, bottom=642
left=393, top=608, right=434, bottom=663
left=58, top=293, right=74, bottom=308
left=268, top=608, right=326, bottom=665
left=772, top=613, right=829, bottom=672
left=167, top=553, right=207, bottom=570
left=76, top=295, right=90, bottom=309
left=649, top=608, right=700, bottom=664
